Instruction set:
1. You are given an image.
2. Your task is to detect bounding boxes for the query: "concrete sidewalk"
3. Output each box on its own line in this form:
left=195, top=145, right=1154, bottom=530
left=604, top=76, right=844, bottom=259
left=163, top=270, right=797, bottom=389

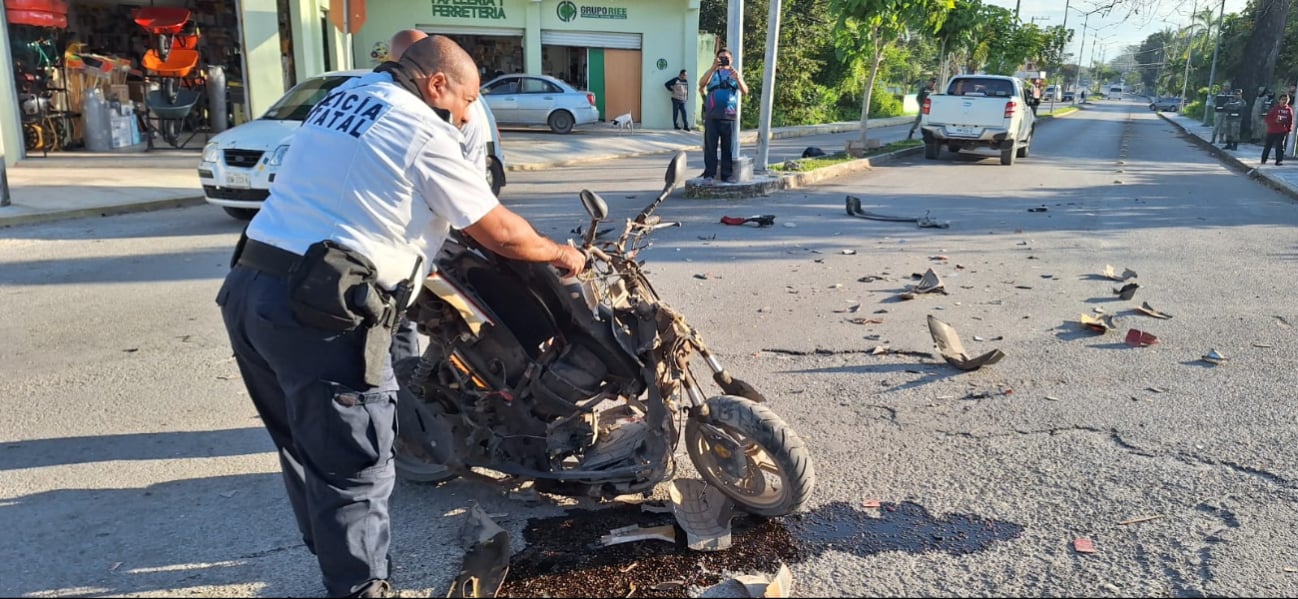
left=0, top=116, right=913, bottom=228
left=1158, top=111, right=1298, bottom=200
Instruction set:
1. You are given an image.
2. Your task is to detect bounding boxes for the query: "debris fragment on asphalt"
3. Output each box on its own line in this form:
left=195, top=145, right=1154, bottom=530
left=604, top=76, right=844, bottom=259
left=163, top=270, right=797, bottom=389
left=900, top=269, right=946, bottom=299
left=1028, top=206, right=1048, bottom=212
left=845, top=196, right=950, bottom=228
left=1079, top=313, right=1119, bottom=333
left=1104, top=265, right=1138, bottom=281
left=598, top=524, right=677, bottom=547
left=446, top=504, right=512, bottom=598
left=927, top=315, right=1005, bottom=371
left=862, top=499, right=881, bottom=508
left=1073, top=538, right=1096, bottom=554
left=1135, top=301, right=1173, bottom=319
left=1044, top=396, right=1060, bottom=401
left=834, top=304, right=862, bottom=314
left=721, top=215, right=776, bottom=227
left=848, top=318, right=884, bottom=325
left=1146, top=387, right=1168, bottom=393
left=1124, top=329, right=1158, bottom=347
left=841, top=249, right=857, bottom=255
left=669, top=479, right=736, bottom=551
left=1118, top=515, right=1165, bottom=526
left=1202, top=349, right=1228, bottom=365
left=1114, top=282, right=1140, bottom=300
left=1253, top=343, right=1274, bottom=348
left=699, top=563, right=793, bottom=598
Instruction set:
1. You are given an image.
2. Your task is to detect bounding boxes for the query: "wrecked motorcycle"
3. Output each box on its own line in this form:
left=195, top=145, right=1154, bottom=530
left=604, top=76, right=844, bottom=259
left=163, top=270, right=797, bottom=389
left=395, top=151, right=815, bottom=516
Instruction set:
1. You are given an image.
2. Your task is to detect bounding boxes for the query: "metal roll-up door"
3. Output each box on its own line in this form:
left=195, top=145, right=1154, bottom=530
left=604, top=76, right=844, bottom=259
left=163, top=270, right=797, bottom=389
left=419, top=25, right=525, bottom=37
left=540, top=30, right=641, bottom=49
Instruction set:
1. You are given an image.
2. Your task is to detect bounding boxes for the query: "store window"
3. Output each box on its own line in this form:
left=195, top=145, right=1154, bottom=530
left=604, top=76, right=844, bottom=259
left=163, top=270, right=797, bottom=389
left=7, top=0, right=247, bottom=153
left=541, top=45, right=586, bottom=90
left=431, top=33, right=522, bottom=82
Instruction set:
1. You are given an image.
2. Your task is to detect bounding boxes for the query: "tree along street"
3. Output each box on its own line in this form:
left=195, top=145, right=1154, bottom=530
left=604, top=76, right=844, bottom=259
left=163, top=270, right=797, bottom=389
left=2, top=99, right=1297, bottom=597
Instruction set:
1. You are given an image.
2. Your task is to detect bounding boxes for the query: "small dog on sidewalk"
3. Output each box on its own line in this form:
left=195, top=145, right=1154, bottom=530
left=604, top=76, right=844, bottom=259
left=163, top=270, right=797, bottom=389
left=611, top=112, right=634, bottom=134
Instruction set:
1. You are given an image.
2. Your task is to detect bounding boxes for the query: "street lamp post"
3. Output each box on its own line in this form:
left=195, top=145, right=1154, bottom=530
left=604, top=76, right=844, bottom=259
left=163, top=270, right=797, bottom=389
left=1180, top=2, right=1199, bottom=106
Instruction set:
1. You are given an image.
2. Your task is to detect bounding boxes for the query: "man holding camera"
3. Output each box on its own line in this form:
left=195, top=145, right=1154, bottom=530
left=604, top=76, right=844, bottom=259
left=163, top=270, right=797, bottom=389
left=698, top=48, right=748, bottom=184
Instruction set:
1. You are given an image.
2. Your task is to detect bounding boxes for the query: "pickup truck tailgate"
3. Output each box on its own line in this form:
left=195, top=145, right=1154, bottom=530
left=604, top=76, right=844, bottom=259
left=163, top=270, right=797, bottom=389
left=930, top=97, right=1009, bottom=136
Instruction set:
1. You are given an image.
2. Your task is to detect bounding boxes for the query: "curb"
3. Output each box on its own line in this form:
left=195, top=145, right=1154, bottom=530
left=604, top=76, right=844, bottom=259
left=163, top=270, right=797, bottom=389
left=0, top=195, right=207, bottom=228
left=1158, top=112, right=1298, bottom=202
left=505, top=117, right=915, bottom=172
left=681, top=108, right=1079, bottom=199
left=683, top=145, right=923, bottom=200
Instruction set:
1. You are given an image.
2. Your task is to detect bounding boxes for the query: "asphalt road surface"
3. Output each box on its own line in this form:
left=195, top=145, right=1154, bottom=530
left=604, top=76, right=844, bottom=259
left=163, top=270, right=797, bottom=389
left=4, top=98, right=1298, bottom=597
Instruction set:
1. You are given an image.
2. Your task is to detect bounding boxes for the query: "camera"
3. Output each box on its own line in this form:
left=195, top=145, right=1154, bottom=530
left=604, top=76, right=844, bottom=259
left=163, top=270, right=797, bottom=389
left=719, top=56, right=731, bottom=67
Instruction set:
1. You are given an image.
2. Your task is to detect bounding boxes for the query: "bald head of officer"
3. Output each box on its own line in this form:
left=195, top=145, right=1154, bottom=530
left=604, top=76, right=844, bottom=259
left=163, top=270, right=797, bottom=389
left=389, top=29, right=426, bottom=62
left=391, top=34, right=481, bottom=129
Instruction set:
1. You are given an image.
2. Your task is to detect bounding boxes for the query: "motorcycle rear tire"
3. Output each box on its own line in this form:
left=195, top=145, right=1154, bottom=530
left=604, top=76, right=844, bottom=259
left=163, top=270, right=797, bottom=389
left=685, top=395, right=815, bottom=517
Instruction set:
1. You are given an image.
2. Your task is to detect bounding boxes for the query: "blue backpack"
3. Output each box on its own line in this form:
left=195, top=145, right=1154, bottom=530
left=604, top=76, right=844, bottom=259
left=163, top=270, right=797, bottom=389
left=706, top=71, right=739, bottom=119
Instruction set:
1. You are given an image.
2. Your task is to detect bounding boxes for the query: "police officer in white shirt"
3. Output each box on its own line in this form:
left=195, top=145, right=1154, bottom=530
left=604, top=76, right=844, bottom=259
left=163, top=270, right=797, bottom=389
left=215, top=35, right=584, bottom=598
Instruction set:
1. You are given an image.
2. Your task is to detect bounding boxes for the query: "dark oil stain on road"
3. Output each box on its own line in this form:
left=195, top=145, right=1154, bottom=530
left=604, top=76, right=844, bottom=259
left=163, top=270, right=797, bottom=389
left=497, top=500, right=1023, bottom=597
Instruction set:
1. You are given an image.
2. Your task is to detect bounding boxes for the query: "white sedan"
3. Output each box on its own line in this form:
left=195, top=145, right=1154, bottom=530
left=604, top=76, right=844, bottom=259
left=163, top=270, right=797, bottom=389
left=480, top=74, right=600, bottom=134
left=198, top=69, right=506, bottom=220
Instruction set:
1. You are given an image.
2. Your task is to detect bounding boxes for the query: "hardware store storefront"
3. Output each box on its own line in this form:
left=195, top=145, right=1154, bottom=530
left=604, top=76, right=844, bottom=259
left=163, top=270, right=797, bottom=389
left=355, top=0, right=702, bottom=130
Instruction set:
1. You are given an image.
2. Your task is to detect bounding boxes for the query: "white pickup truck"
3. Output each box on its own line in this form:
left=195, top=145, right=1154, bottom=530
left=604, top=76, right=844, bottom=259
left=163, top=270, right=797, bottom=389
left=919, top=75, right=1039, bottom=165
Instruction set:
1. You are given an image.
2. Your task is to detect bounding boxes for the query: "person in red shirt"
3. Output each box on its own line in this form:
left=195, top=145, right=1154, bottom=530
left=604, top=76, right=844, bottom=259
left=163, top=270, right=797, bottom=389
left=1262, top=93, right=1294, bottom=166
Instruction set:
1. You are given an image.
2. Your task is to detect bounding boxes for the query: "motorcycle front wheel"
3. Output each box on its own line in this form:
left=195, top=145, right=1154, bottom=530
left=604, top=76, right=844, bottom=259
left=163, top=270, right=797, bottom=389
left=684, top=395, right=815, bottom=517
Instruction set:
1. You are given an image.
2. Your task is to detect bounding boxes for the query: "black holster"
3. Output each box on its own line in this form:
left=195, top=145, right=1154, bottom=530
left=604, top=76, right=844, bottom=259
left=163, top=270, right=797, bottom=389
left=284, top=240, right=416, bottom=387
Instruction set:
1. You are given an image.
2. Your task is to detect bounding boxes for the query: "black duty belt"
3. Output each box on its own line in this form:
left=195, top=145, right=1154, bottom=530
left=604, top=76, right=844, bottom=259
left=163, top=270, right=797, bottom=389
left=238, top=239, right=300, bottom=277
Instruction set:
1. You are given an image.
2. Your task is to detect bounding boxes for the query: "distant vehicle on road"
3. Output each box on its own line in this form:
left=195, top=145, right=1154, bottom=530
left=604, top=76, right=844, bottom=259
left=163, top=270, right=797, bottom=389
left=1149, top=96, right=1183, bottom=112
left=1062, top=90, right=1076, bottom=102
left=1043, top=85, right=1062, bottom=102
left=1110, top=85, right=1125, bottom=97
left=919, top=74, right=1039, bottom=166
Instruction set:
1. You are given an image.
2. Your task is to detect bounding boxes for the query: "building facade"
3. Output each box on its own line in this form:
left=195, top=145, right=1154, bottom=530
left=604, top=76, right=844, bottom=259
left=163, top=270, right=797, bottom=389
left=1, top=0, right=703, bottom=166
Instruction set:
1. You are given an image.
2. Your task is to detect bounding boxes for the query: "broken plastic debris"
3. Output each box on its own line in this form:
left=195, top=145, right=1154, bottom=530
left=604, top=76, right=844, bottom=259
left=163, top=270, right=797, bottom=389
left=899, top=268, right=946, bottom=299
left=841, top=249, right=857, bottom=255
left=845, top=196, right=951, bottom=229
left=698, top=563, right=793, bottom=598
left=862, top=499, right=881, bottom=508
left=1079, top=313, right=1119, bottom=333
left=1202, top=349, right=1228, bottom=365
left=1135, top=301, right=1173, bottom=319
left=1124, top=329, right=1158, bottom=347
left=720, top=215, right=776, bottom=227
left=1028, top=206, right=1048, bottom=212
left=1114, top=282, right=1140, bottom=300
left=669, top=479, right=735, bottom=551
left=1073, top=538, right=1096, bottom=554
left=1104, top=264, right=1138, bottom=281
left=599, top=524, right=677, bottom=547
left=446, top=504, right=511, bottom=598
left=927, top=315, right=1005, bottom=371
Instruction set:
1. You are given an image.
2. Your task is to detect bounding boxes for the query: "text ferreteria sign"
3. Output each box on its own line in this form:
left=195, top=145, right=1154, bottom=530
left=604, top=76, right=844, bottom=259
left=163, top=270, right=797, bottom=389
left=556, top=1, right=627, bottom=22
left=431, top=0, right=506, bottom=19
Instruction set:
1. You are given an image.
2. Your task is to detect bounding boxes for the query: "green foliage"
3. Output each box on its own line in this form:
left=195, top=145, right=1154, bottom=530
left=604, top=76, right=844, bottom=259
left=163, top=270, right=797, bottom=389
left=870, top=84, right=906, bottom=117
left=1183, top=99, right=1205, bottom=119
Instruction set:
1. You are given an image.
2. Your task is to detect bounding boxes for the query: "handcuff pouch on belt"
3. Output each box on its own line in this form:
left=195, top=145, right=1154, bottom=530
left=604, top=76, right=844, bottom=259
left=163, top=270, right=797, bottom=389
left=285, top=240, right=420, bottom=387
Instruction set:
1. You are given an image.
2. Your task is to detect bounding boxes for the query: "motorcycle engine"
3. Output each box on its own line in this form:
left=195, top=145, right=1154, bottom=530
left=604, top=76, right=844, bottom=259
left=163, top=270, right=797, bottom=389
left=531, top=342, right=609, bottom=418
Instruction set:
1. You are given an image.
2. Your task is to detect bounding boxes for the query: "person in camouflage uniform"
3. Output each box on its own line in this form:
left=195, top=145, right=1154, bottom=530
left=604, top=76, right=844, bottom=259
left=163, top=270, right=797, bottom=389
left=1223, top=89, right=1247, bottom=150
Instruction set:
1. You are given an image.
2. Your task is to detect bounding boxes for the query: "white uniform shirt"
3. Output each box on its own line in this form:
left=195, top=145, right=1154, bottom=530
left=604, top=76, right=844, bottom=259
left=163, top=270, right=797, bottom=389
left=246, top=71, right=499, bottom=293
left=462, top=100, right=488, bottom=172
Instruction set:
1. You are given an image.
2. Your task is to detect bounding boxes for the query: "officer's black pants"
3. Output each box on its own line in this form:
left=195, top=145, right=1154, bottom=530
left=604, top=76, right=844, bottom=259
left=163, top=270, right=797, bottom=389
left=217, top=265, right=396, bottom=597
left=703, top=117, right=735, bottom=180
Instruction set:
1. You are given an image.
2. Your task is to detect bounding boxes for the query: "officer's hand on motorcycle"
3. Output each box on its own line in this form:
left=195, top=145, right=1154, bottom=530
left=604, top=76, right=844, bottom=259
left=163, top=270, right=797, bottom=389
left=551, top=244, right=587, bottom=276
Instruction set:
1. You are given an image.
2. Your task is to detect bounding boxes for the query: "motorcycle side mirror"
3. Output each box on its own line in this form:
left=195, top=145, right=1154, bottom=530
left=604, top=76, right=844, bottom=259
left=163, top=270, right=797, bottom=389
left=579, top=189, right=609, bottom=222
left=663, top=151, right=687, bottom=192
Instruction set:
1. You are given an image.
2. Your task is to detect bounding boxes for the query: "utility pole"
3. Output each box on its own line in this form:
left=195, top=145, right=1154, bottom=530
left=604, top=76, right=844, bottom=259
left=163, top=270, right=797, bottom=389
left=1180, top=1, right=1197, bottom=105
left=1015, top=0, right=1021, bottom=20
left=1203, top=0, right=1226, bottom=125
left=727, top=0, right=744, bottom=165
left=1075, top=12, right=1089, bottom=93
left=756, top=0, right=782, bottom=172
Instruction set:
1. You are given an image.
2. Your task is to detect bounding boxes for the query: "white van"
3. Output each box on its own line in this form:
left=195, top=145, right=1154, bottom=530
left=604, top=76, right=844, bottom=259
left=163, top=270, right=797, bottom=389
left=1043, top=85, right=1062, bottom=101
